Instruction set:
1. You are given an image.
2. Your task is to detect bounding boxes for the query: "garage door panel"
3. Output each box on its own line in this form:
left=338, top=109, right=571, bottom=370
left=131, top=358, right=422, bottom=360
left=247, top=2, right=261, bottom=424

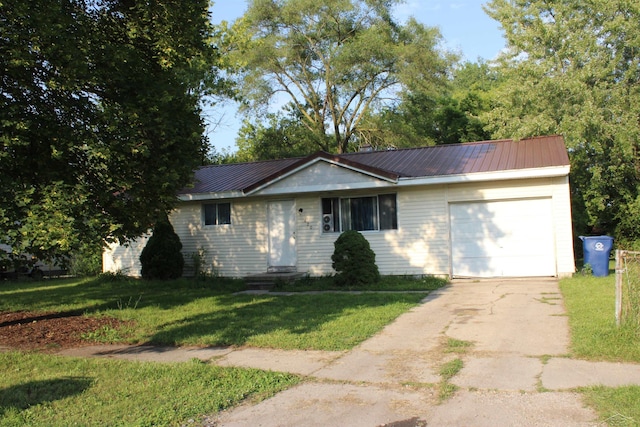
left=451, top=199, right=556, bottom=277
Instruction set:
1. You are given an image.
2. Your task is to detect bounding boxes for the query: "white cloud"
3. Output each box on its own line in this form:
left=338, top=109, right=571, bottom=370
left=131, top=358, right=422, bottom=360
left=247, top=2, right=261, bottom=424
left=393, top=1, right=443, bottom=22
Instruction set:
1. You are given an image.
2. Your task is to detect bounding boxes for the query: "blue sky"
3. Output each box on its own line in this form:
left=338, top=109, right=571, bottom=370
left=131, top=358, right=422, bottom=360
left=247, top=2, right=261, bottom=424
left=207, top=1, right=506, bottom=152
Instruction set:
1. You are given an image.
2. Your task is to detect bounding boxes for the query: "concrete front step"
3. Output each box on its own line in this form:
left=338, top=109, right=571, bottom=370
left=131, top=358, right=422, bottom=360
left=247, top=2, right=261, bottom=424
left=244, top=271, right=305, bottom=290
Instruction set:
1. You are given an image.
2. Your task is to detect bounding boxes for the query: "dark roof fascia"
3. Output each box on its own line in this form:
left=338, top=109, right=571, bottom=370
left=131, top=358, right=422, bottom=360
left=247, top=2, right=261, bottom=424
left=242, top=151, right=400, bottom=195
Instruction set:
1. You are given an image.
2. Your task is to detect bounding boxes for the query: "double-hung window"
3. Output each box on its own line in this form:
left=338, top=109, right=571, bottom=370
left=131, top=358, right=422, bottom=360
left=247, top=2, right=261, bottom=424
left=322, top=194, right=397, bottom=233
left=203, top=202, right=231, bottom=226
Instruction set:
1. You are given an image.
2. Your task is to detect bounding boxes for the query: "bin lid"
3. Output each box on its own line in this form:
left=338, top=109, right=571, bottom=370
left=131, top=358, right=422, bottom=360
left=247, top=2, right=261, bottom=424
left=579, top=235, right=614, bottom=241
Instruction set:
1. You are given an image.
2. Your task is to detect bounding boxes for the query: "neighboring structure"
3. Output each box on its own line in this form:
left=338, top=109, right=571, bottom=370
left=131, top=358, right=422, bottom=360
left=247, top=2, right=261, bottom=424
left=103, top=135, right=575, bottom=278
left=0, top=244, right=67, bottom=279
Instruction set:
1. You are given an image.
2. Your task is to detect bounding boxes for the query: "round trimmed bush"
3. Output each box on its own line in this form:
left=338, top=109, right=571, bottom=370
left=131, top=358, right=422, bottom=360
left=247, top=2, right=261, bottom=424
left=140, top=217, right=184, bottom=280
left=331, top=230, right=380, bottom=287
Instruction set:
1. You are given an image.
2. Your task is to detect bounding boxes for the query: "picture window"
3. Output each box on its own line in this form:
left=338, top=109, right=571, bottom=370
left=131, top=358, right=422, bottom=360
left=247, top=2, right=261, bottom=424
left=321, top=194, right=397, bottom=233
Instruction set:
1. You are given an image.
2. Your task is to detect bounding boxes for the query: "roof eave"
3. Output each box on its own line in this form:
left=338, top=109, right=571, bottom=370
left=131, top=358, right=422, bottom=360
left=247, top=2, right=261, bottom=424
left=178, top=190, right=244, bottom=201
left=397, top=165, right=570, bottom=187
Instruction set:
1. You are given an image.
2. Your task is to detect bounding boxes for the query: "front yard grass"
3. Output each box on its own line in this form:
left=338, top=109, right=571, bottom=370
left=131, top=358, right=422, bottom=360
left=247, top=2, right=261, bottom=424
left=0, top=274, right=439, bottom=426
left=560, top=274, right=640, bottom=425
left=0, top=351, right=298, bottom=427
left=559, top=274, right=640, bottom=362
left=0, top=276, right=432, bottom=351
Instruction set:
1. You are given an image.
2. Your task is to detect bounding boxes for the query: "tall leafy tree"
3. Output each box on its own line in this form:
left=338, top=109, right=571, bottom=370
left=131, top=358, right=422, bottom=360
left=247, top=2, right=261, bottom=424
left=235, top=104, right=329, bottom=162
left=0, top=0, right=216, bottom=260
left=231, top=0, right=453, bottom=154
left=484, top=0, right=640, bottom=244
left=359, top=60, right=496, bottom=148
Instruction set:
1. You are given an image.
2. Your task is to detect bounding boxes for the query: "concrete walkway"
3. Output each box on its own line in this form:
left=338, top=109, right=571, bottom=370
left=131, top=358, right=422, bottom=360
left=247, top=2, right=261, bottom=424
left=57, top=279, right=640, bottom=426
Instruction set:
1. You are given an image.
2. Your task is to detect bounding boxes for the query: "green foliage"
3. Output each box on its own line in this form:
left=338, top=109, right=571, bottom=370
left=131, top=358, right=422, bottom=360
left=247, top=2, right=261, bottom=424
left=68, top=243, right=102, bottom=277
left=0, top=352, right=299, bottom=426
left=484, top=0, right=640, bottom=242
left=235, top=107, right=328, bottom=161
left=0, top=0, right=218, bottom=260
left=559, top=275, right=640, bottom=362
left=331, top=230, right=380, bottom=287
left=444, top=338, right=473, bottom=354
left=232, top=0, right=454, bottom=154
left=359, top=60, right=496, bottom=149
left=581, top=385, right=640, bottom=427
left=439, top=358, right=463, bottom=381
left=140, top=218, right=184, bottom=280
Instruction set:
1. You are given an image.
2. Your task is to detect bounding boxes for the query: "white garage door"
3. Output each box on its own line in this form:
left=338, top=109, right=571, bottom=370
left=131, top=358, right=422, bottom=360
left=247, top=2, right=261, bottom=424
left=450, top=198, right=556, bottom=277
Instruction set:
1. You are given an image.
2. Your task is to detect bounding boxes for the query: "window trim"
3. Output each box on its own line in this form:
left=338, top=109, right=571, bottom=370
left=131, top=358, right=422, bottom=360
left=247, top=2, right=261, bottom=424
left=321, top=193, right=397, bottom=233
left=203, top=202, right=232, bottom=226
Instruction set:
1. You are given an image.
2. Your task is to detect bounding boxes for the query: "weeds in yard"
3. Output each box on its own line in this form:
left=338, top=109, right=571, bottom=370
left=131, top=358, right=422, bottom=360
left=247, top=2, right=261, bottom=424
left=535, top=296, right=561, bottom=305
left=116, top=295, right=142, bottom=310
left=437, top=382, right=459, bottom=402
left=436, top=358, right=463, bottom=402
left=444, top=338, right=473, bottom=354
left=439, top=358, right=463, bottom=381
left=81, top=325, right=129, bottom=343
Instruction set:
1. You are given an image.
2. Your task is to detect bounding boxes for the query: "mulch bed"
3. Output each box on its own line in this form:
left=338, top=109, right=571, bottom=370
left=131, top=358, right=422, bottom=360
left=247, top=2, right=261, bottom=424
left=0, top=311, right=131, bottom=352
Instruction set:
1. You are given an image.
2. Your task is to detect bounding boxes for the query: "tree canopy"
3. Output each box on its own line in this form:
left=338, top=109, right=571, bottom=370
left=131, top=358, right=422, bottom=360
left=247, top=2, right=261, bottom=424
left=359, top=61, right=496, bottom=149
left=0, top=0, right=216, bottom=259
left=230, top=0, right=454, bottom=154
left=484, top=0, right=640, bottom=244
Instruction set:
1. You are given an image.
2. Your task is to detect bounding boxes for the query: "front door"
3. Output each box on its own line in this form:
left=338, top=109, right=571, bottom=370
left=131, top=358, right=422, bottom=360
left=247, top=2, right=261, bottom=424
left=268, top=200, right=297, bottom=271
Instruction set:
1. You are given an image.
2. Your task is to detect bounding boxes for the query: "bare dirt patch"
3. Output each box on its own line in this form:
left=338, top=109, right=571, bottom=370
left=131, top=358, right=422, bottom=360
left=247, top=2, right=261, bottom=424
left=0, top=311, right=131, bottom=352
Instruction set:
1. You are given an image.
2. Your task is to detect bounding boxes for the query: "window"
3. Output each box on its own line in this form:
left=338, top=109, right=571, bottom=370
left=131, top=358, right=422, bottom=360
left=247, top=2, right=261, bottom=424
left=203, top=202, right=231, bottom=226
left=321, top=194, right=397, bottom=233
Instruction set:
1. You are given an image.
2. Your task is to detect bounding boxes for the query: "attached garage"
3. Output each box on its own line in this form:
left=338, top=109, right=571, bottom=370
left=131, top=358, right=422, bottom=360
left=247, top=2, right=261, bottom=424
left=450, top=198, right=556, bottom=277
left=104, top=135, right=576, bottom=279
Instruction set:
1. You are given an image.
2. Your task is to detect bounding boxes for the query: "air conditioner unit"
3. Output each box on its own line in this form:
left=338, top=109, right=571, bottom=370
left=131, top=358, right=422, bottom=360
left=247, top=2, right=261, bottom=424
left=322, top=214, right=333, bottom=232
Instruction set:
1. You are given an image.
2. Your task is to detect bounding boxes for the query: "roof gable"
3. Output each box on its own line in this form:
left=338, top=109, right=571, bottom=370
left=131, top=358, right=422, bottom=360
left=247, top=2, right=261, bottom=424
left=244, top=152, right=399, bottom=195
left=247, top=157, right=398, bottom=196
left=179, top=135, right=569, bottom=197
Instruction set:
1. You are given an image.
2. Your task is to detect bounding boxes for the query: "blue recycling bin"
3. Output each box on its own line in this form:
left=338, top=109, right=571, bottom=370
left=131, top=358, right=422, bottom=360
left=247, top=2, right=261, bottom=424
left=579, top=236, right=614, bottom=277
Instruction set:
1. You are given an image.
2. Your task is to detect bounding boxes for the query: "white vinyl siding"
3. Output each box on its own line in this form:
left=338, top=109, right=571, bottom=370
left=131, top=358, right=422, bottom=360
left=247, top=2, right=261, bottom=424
left=174, top=201, right=268, bottom=277
left=103, top=177, right=575, bottom=279
left=253, top=161, right=395, bottom=195
left=102, top=235, right=149, bottom=277
left=297, top=188, right=450, bottom=277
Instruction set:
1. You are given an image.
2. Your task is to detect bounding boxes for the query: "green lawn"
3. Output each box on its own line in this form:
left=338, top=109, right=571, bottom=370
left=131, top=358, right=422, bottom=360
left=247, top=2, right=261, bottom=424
left=560, top=273, right=640, bottom=425
left=6, top=272, right=639, bottom=426
left=559, top=274, right=640, bottom=362
left=0, top=351, right=298, bottom=427
left=0, top=274, right=437, bottom=426
left=0, top=276, right=431, bottom=351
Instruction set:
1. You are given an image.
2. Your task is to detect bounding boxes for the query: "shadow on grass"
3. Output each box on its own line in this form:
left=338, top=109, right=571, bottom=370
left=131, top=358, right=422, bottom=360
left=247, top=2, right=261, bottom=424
left=0, top=377, right=93, bottom=415
left=146, top=293, right=424, bottom=349
left=1, top=277, right=430, bottom=350
left=0, top=276, right=245, bottom=314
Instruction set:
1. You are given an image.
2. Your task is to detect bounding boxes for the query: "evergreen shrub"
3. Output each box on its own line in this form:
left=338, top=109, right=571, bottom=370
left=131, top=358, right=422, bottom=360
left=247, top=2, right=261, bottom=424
left=140, top=217, right=184, bottom=279
left=331, top=230, right=380, bottom=287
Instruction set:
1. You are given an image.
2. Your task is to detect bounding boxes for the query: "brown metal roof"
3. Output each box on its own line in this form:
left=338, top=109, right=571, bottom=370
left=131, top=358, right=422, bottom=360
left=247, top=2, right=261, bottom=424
left=179, top=135, right=569, bottom=195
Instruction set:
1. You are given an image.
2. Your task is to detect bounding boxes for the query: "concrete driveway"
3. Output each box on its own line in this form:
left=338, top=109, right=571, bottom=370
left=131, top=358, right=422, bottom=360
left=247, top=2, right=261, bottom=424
left=214, top=279, right=604, bottom=426
left=62, top=278, right=640, bottom=426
